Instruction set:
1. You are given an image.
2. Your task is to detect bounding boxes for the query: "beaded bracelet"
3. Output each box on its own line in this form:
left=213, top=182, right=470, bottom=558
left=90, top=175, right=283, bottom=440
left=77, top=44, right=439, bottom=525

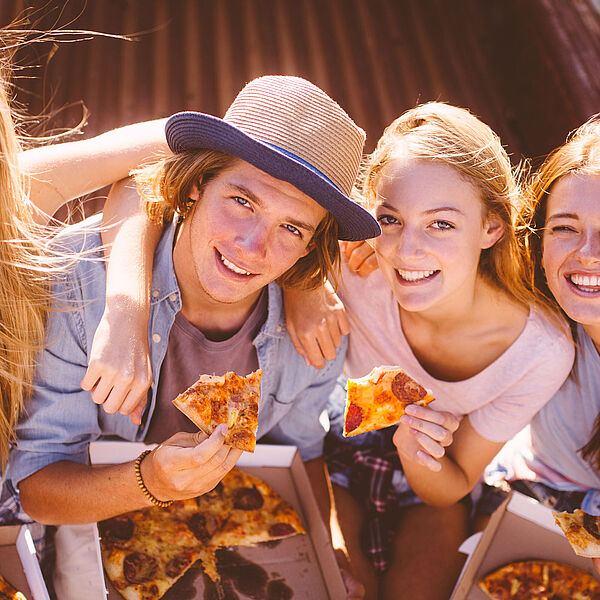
left=134, top=449, right=173, bottom=508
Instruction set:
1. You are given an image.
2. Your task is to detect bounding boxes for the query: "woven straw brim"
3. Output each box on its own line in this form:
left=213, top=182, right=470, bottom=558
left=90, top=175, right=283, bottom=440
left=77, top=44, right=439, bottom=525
left=166, top=112, right=381, bottom=241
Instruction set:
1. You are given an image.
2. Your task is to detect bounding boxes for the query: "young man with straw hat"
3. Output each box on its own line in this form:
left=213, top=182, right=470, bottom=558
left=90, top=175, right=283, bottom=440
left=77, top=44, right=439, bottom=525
left=8, top=77, right=377, bottom=589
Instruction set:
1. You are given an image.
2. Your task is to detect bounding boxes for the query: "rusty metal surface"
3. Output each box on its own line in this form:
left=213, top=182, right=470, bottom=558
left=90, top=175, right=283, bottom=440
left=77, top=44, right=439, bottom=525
left=2, top=0, right=599, bottom=162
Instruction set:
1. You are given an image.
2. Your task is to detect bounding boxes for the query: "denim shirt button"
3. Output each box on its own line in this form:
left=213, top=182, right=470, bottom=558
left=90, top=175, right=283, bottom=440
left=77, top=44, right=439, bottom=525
left=152, top=289, right=160, bottom=298
left=276, top=325, right=282, bottom=333
left=168, top=293, right=177, bottom=302
left=152, top=333, right=161, bottom=343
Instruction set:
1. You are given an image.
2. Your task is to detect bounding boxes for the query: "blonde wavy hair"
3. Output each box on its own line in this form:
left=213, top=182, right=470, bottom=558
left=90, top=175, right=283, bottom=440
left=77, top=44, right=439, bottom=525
left=135, top=149, right=340, bottom=290
left=0, top=41, right=57, bottom=471
left=361, top=102, right=548, bottom=312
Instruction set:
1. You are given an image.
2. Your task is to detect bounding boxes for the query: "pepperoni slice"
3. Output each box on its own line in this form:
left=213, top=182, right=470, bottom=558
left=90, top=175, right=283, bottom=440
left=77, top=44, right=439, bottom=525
left=188, top=513, right=219, bottom=543
left=233, top=486, right=264, bottom=510
left=165, top=550, right=193, bottom=578
left=268, top=522, right=295, bottom=538
left=344, top=403, right=363, bottom=433
left=98, top=515, right=134, bottom=542
left=123, top=551, right=158, bottom=584
left=391, top=372, right=426, bottom=402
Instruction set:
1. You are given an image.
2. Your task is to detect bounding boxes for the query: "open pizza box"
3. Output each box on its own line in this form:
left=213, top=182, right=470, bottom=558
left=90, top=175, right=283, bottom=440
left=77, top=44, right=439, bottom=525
left=0, top=524, right=50, bottom=600
left=451, top=489, right=600, bottom=599
left=70, top=440, right=346, bottom=600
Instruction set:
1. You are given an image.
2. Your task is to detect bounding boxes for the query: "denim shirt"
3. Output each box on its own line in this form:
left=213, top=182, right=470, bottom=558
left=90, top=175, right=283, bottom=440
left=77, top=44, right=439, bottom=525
left=7, top=215, right=346, bottom=493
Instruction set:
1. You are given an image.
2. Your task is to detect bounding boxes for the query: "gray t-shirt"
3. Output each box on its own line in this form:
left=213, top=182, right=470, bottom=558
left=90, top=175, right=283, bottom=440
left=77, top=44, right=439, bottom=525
left=489, top=324, right=600, bottom=491
left=527, top=324, right=600, bottom=489
left=145, top=291, right=267, bottom=444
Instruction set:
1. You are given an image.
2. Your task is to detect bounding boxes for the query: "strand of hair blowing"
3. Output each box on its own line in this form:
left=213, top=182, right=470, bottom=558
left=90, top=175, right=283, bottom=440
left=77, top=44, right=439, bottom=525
left=0, top=71, right=51, bottom=472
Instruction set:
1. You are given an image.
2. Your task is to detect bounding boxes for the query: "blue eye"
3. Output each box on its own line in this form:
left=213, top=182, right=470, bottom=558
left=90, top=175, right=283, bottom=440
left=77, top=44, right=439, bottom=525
left=233, top=196, right=250, bottom=207
left=283, top=223, right=302, bottom=237
left=378, top=214, right=399, bottom=226
left=431, top=220, right=454, bottom=230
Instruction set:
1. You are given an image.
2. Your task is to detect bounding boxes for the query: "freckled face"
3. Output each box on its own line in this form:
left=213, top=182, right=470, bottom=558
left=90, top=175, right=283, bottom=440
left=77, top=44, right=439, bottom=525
left=371, top=158, right=503, bottom=314
left=176, top=159, right=326, bottom=306
left=542, top=173, right=600, bottom=327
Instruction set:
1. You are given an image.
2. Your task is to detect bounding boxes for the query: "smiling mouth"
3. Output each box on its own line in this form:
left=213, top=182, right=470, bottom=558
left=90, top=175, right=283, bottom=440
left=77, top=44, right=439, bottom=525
left=217, top=251, right=255, bottom=276
left=395, top=268, right=439, bottom=283
left=567, top=273, right=600, bottom=294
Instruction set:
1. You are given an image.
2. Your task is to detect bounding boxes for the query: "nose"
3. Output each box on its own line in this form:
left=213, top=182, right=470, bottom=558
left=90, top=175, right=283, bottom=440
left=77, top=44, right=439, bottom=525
left=394, top=225, right=426, bottom=261
left=235, top=221, right=269, bottom=260
left=577, top=230, right=600, bottom=264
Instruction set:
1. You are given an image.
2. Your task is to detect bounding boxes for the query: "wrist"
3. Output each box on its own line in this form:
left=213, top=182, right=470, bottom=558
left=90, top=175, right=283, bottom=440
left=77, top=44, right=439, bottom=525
left=137, top=450, right=172, bottom=507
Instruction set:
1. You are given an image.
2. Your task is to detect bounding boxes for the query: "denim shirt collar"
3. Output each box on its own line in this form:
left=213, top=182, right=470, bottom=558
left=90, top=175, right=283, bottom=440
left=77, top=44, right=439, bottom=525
left=149, top=218, right=180, bottom=306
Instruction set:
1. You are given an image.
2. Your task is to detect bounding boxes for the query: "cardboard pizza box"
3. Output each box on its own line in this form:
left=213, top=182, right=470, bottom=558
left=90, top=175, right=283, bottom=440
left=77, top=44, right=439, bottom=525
left=85, top=441, right=347, bottom=600
left=451, top=490, right=600, bottom=599
left=0, top=524, right=50, bottom=600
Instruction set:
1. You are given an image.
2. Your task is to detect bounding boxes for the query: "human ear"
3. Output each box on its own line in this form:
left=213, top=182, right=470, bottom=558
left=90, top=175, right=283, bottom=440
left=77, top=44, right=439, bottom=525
left=481, top=215, right=504, bottom=249
left=299, top=239, right=316, bottom=259
left=189, top=183, right=201, bottom=201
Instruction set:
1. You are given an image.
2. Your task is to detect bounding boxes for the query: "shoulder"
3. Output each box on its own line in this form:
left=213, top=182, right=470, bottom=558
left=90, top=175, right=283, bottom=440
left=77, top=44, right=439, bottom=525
left=524, top=309, right=574, bottom=362
left=51, top=213, right=104, bottom=255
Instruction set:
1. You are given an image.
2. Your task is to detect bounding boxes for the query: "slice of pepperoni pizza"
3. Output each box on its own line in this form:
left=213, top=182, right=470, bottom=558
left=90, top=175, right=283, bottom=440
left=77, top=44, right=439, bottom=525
left=99, top=509, right=205, bottom=600
left=209, top=468, right=306, bottom=549
left=478, top=559, right=600, bottom=599
left=343, top=366, right=435, bottom=437
left=0, top=574, right=27, bottom=600
left=554, top=509, right=600, bottom=557
left=172, top=370, right=262, bottom=452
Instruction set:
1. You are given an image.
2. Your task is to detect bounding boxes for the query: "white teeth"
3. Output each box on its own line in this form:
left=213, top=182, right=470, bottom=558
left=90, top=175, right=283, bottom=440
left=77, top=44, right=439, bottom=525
left=397, top=269, right=437, bottom=282
left=219, top=253, right=252, bottom=276
left=570, top=274, right=600, bottom=288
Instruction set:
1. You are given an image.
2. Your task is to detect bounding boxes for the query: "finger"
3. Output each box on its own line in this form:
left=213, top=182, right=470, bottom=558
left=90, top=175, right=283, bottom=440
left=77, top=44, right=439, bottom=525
left=343, top=240, right=363, bottom=262
left=327, top=320, right=343, bottom=349
left=130, top=401, right=146, bottom=426
left=410, top=429, right=446, bottom=460
left=157, top=428, right=226, bottom=470
left=103, top=382, right=134, bottom=415
left=286, top=323, right=311, bottom=367
left=90, top=377, right=116, bottom=409
left=347, top=241, right=375, bottom=272
left=399, top=415, right=453, bottom=446
left=415, top=448, right=442, bottom=472
left=356, top=254, right=379, bottom=278
left=299, top=335, right=326, bottom=369
left=118, top=383, right=150, bottom=417
left=316, top=328, right=338, bottom=362
left=80, top=363, right=101, bottom=391
left=405, top=404, right=461, bottom=432
left=337, top=311, right=351, bottom=336
left=592, top=557, right=600, bottom=576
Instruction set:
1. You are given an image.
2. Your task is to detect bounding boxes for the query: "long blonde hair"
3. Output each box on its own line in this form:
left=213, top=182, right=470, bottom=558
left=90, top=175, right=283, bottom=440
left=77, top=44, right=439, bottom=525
left=361, top=102, right=547, bottom=312
left=0, top=37, right=55, bottom=471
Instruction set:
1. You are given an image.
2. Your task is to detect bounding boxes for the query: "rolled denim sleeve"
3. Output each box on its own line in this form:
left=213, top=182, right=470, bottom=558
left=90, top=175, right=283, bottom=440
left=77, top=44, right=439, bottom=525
left=8, top=266, right=104, bottom=489
left=262, top=337, right=347, bottom=461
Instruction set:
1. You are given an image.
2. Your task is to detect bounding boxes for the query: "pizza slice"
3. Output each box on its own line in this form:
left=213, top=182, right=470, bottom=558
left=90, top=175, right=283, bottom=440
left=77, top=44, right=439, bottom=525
left=172, top=369, right=262, bottom=452
left=479, top=559, right=600, bottom=599
left=343, top=366, right=435, bottom=437
left=0, top=574, right=27, bottom=600
left=554, top=509, right=600, bottom=558
left=210, top=468, right=306, bottom=549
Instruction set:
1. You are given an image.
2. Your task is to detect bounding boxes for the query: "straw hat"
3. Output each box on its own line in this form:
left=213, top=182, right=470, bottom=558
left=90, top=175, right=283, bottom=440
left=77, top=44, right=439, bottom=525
left=165, top=75, right=380, bottom=241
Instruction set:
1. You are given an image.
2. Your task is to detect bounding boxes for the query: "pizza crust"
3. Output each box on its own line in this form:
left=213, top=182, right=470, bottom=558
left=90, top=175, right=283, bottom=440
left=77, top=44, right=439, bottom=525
left=0, top=574, right=27, bottom=600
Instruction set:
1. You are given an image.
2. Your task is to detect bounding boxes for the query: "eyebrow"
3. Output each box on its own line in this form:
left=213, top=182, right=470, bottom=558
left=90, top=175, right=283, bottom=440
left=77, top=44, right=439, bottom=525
left=377, top=202, right=464, bottom=216
left=227, top=183, right=318, bottom=234
left=546, top=212, right=579, bottom=223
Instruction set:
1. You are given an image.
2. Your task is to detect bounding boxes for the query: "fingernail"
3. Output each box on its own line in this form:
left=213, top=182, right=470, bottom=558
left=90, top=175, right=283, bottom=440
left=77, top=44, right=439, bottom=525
left=405, top=405, right=417, bottom=415
left=216, top=423, right=228, bottom=436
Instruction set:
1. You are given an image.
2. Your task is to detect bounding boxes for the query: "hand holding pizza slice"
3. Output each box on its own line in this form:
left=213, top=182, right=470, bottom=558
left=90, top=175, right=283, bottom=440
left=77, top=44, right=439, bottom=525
left=172, top=370, right=262, bottom=453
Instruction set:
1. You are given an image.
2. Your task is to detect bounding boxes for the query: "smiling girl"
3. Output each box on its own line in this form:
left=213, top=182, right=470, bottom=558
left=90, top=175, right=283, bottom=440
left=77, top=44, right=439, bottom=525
left=486, top=116, right=600, bottom=548
left=284, top=103, right=575, bottom=599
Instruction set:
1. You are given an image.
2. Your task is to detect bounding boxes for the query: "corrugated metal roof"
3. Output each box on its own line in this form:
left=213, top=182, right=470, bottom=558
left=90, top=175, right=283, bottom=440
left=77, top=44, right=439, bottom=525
left=3, top=0, right=599, bottom=162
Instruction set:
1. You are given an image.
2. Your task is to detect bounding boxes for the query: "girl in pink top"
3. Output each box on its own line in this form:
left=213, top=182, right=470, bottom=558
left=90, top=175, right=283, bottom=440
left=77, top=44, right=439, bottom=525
left=285, top=103, right=574, bottom=600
